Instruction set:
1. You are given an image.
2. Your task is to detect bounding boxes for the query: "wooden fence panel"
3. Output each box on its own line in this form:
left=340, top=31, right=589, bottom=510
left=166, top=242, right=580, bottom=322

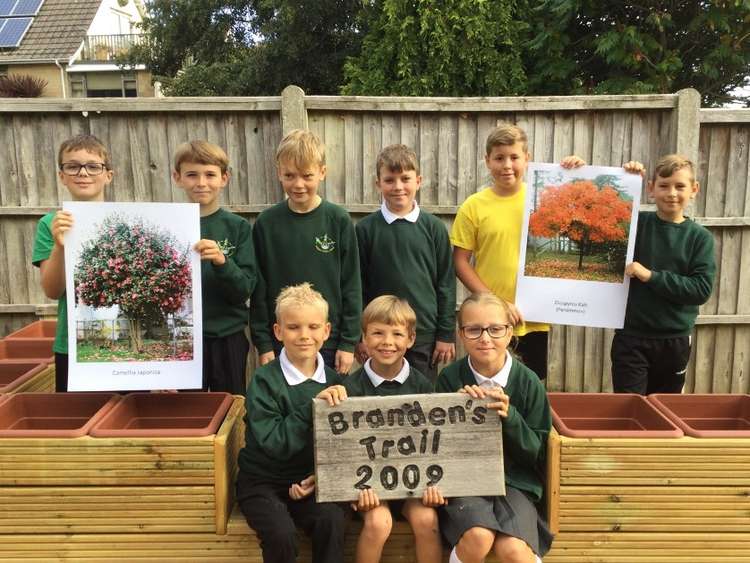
left=1, top=92, right=747, bottom=393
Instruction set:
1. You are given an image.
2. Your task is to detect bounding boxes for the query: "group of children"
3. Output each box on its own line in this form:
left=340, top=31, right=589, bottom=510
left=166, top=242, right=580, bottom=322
left=32, top=119, right=715, bottom=563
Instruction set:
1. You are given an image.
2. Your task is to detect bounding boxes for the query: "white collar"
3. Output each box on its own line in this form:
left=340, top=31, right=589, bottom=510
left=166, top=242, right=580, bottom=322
left=279, top=348, right=327, bottom=386
left=363, top=357, right=411, bottom=387
left=380, top=201, right=420, bottom=224
left=469, top=352, right=512, bottom=388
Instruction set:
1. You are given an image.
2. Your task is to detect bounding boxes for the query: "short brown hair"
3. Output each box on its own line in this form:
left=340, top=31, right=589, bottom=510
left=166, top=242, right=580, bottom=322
left=58, top=134, right=111, bottom=169
left=485, top=123, right=528, bottom=155
left=275, top=282, right=329, bottom=322
left=458, top=292, right=515, bottom=326
left=376, top=144, right=419, bottom=179
left=173, top=140, right=230, bottom=174
left=361, top=295, right=417, bottom=336
left=652, top=154, right=695, bottom=183
left=276, top=129, right=325, bottom=169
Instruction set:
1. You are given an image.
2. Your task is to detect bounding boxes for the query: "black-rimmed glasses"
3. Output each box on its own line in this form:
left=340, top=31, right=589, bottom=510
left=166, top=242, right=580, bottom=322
left=60, top=162, right=108, bottom=176
left=460, top=324, right=512, bottom=340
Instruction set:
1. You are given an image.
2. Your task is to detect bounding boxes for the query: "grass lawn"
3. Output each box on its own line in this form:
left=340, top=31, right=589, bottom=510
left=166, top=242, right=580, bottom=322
left=77, top=339, right=193, bottom=362
left=525, top=251, right=623, bottom=283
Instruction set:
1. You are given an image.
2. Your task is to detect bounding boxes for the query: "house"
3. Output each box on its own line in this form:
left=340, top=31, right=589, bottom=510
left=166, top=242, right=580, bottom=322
left=0, top=0, right=153, bottom=98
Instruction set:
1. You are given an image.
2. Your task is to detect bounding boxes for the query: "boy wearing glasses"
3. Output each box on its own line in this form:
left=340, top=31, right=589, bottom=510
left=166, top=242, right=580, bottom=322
left=32, top=134, right=114, bottom=391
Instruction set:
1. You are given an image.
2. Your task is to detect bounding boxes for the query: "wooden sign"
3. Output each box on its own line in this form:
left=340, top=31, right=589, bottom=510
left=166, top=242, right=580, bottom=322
left=313, top=393, right=505, bottom=502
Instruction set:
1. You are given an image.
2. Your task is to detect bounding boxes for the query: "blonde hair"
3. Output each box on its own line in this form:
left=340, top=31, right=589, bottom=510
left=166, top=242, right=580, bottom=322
left=458, top=292, right=514, bottom=326
left=58, top=134, right=111, bottom=169
left=485, top=123, right=528, bottom=155
left=275, top=282, right=328, bottom=321
left=276, top=129, right=326, bottom=169
left=652, top=154, right=695, bottom=183
left=362, top=295, right=417, bottom=335
left=173, top=140, right=230, bottom=174
left=376, top=144, right=419, bottom=179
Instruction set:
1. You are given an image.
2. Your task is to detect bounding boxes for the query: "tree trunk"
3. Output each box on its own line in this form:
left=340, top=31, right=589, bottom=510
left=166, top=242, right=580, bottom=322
left=578, top=233, right=588, bottom=270
left=127, top=318, right=143, bottom=353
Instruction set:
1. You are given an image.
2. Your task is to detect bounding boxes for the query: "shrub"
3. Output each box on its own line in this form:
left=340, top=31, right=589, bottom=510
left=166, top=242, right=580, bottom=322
left=0, top=74, right=47, bottom=97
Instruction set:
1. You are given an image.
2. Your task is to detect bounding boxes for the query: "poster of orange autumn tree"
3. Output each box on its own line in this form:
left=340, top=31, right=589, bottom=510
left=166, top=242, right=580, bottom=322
left=516, top=163, right=642, bottom=330
left=527, top=179, right=633, bottom=282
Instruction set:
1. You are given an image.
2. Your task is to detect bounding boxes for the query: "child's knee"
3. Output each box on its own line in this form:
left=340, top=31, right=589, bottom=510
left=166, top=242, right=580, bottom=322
left=362, top=506, right=393, bottom=543
left=492, top=534, right=535, bottom=563
left=457, top=526, right=495, bottom=557
left=405, top=505, right=439, bottom=536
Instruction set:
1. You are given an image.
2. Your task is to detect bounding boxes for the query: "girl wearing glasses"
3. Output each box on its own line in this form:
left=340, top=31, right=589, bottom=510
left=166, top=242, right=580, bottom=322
left=436, top=293, right=552, bottom=563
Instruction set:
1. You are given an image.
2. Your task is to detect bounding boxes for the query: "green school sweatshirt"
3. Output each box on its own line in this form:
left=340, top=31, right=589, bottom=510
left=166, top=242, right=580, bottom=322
left=200, top=209, right=258, bottom=337
left=343, top=364, right=434, bottom=397
left=238, top=359, right=342, bottom=483
left=436, top=357, right=551, bottom=502
left=32, top=212, right=68, bottom=354
left=623, top=212, right=715, bottom=337
left=249, top=200, right=361, bottom=353
left=356, top=210, right=456, bottom=344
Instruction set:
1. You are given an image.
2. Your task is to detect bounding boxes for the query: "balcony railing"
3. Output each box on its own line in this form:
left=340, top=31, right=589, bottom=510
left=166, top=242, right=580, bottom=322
left=79, top=34, right=144, bottom=63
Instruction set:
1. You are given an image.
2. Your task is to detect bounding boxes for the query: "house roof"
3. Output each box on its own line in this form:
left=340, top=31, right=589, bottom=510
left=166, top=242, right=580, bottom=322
left=0, top=0, right=101, bottom=64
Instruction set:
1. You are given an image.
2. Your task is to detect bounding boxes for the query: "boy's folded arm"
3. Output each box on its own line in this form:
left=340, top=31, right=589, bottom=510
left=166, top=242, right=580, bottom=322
left=248, top=378, right=314, bottom=461
left=647, top=235, right=716, bottom=305
left=211, top=224, right=258, bottom=304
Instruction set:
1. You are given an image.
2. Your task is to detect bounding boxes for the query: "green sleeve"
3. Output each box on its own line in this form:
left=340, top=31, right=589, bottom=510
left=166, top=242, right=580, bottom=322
left=337, top=215, right=362, bottom=352
left=435, top=363, right=462, bottom=393
left=355, top=220, right=369, bottom=308
left=32, top=213, right=55, bottom=266
left=433, top=219, right=456, bottom=342
left=249, top=219, right=274, bottom=354
left=503, top=375, right=551, bottom=473
left=246, top=372, right=313, bottom=461
left=647, top=229, right=715, bottom=306
left=212, top=220, right=258, bottom=305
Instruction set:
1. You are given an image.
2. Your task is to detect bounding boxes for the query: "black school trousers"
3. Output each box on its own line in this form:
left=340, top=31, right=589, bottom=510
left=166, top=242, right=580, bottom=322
left=611, top=332, right=691, bottom=395
left=236, top=472, right=348, bottom=563
left=203, top=329, right=250, bottom=394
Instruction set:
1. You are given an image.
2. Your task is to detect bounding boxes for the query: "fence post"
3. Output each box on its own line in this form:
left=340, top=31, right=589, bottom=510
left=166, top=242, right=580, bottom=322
left=673, top=88, right=701, bottom=218
left=281, top=85, right=307, bottom=134
left=674, top=88, right=701, bottom=163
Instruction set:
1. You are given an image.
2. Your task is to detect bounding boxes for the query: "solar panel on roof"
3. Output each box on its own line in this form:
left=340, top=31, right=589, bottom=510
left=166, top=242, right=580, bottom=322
left=0, top=16, right=32, bottom=48
left=0, top=0, right=15, bottom=18
left=11, top=0, right=44, bottom=17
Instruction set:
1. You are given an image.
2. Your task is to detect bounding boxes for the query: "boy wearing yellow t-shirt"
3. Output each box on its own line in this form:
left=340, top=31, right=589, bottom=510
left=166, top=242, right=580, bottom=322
left=451, top=124, right=583, bottom=379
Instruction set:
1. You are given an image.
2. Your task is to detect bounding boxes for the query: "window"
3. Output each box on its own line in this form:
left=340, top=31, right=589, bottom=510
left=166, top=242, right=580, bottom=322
left=70, top=71, right=138, bottom=97
left=0, top=65, right=8, bottom=77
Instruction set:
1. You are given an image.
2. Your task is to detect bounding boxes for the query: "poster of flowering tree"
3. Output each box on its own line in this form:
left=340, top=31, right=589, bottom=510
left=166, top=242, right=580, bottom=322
left=516, top=163, right=641, bottom=329
left=64, top=202, right=202, bottom=391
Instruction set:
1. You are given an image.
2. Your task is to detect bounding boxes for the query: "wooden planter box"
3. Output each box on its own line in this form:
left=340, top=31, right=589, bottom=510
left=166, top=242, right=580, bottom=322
left=545, top=432, right=750, bottom=562
left=0, top=395, right=245, bottom=535
left=6, top=364, right=55, bottom=393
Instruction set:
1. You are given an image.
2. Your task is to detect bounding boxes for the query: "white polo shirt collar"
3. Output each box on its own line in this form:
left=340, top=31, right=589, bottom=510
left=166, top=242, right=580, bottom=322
left=363, top=357, right=411, bottom=387
left=279, top=348, right=327, bottom=386
left=469, top=352, right=512, bottom=388
left=380, top=201, right=420, bottom=224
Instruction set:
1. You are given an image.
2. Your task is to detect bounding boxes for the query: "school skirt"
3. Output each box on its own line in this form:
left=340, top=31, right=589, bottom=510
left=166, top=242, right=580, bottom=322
left=439, top=486, right=553, bottom=556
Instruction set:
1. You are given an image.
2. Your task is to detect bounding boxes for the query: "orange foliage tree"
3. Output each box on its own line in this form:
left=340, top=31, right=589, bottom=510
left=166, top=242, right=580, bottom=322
left=529, top=180, right=632, bottom=270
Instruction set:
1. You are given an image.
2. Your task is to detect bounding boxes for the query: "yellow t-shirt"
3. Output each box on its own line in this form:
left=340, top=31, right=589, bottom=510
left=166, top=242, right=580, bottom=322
left=451, top=184, right=548, bottom=336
